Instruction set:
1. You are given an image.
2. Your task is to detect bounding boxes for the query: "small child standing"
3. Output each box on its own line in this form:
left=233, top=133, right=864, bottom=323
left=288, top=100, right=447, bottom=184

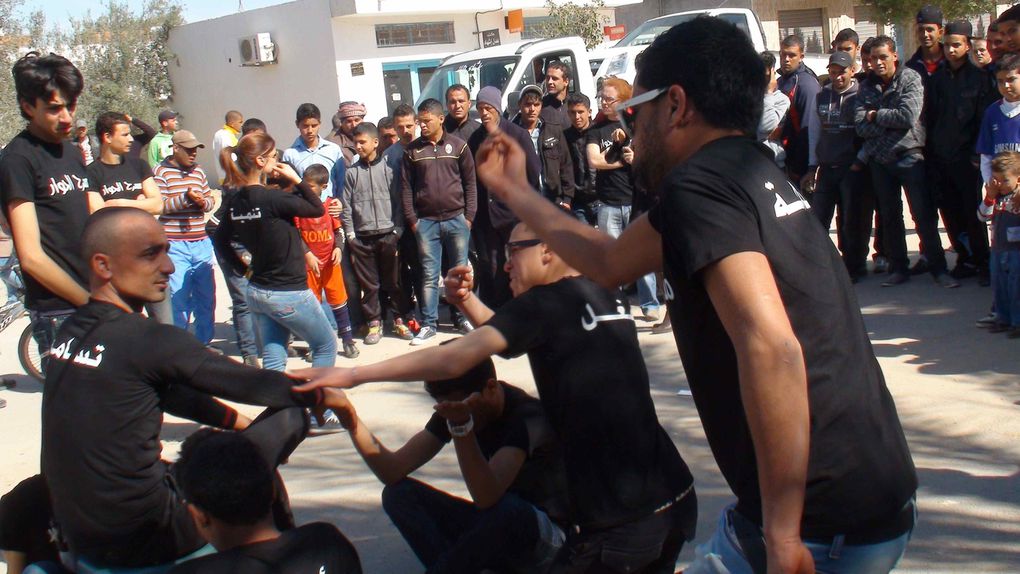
left=978, top=152, right=1020, bottom=337
left=296, top=164, right=359, bottom=358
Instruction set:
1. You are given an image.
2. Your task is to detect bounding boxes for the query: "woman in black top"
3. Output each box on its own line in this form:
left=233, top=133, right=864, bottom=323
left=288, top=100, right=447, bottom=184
left=214, top=133, right=337, bottom=371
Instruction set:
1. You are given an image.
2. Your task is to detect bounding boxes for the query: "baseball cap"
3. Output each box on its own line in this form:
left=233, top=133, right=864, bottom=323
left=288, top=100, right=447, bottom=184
left=158, top=110, right=178, bottom=123
left=75, top=119, right=87, bottom=129
left=828, top=51, right=855, bottom=70
left=916, top=5, right=943, bottom=26
left=944, top=20, right=973, bottom=38
left=171, top=130, right=204, bottom=149
left=519, top=84, right=543, bottom=100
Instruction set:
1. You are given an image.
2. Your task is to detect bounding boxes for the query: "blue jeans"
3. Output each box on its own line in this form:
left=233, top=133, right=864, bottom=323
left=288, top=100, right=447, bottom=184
left=168, top=239, right=216, bottom=345
left=572, top=198, right=600, bottom=226
left=415, top=215, right=470, bottom=329
left=29, top=309, right=74, bottom=377
left=246, top=284, right=336, bottom=371
left=0, top=253, right=22, bottom=304
left=688, top=503, right=914, bottom=574
left=382, top=477, right=564, bottom=573
left=991, top=249, right=1020, bottom=327
left=214, top=250, right=260, bottom=358
left=598, top=204, right=660, bottom=313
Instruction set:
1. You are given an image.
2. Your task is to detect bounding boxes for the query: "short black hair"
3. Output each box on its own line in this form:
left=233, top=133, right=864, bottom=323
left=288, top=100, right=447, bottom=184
left=176, top=430, right=274, bottom=526
left=353, top=121, right=378, bottom=139
left=833, top=28, right=860, bottom=47
left=296, top=103, right=321, bottom=124
left=760, top=51, right=777, bottom=71
left=378, top=116, right=394, bottom=130
left=635, top=16, right=765, bottom=136
left=780, top=35, right=805, bottom=52
left=302, top=163, right=329, bottom=186
left=424, top=348, right=496, bottom=398
left=566, top=92, right=590, bottom=109
left=241, top=117, right=266, bottom=135
left=392, top=104, right=416, bottom=120
left=545, top=60, right=572, bottom=79
left=95, top=111, right=128, bottom=140
left=999, top=4, right=1020, bottom=25
left=12, top=51, right=84, bottom=120
left=445, top=84, right=470, bottom=101
left=519, top=90, right=542, bottom=105
left=871, top=35, right=897, bottom=54
left=860, top=37, right=877, bottom=54
left=417, top=98, right=444, bottom=118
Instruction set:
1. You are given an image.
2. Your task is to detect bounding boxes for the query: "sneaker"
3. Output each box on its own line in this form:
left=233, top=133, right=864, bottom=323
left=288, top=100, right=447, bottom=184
left=410, top=325, right=437, bottom=346
left=976, top=313, right=998, bottom=328
left=456, top=319, right=474, bottom=335
left=881, top=272, right=909, bottom=287
left=392, top=319, right=414, bottom=340
left=873, top=255, right=890, bottom=274
left=407, top=318, right=421, bottom=333
left=651, top=315, right=672, bottom=335
left=308, top=409, right=347, bottom=435
left=932, top=273, right=961, bottom=289
left=364, top=321, right=382, bottom=345
left=908, top=258, right=930, bottom=276
left=340, top=341, right=360, bottom=358
left=642, top=307, right=661, bottom=322
left=242, top=354, right=260, bottom=368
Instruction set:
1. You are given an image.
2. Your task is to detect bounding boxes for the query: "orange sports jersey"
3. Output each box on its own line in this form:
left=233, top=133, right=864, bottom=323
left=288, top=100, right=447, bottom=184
left=295, top=197, right=341, bottom=266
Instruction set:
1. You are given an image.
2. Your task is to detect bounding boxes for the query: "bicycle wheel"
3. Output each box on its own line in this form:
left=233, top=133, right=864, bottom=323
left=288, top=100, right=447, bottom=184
left=18, top=323, right=44, bottom=382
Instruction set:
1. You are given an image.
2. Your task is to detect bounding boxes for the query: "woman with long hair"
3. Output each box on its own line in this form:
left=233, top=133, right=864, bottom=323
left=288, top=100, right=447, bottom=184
left=213, top=133, right=337, bottom=372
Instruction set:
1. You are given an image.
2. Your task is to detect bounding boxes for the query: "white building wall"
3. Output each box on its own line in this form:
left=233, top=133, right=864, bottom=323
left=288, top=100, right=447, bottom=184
left=167, top=0, right=339, bottom=174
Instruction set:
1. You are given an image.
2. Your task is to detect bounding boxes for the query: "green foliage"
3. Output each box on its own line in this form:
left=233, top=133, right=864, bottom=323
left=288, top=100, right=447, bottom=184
left=539, top=0, right=609, bottom=50
left=57, top=0, right=183, bottom=137
left=0, top=0, right=51, bottom=143
left=864, top=0, right=995, bottom=25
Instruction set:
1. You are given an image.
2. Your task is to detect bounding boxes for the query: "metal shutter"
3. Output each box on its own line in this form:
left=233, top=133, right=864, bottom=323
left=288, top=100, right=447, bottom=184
left=854, top=5, right=880, bottom=42
left=779, top=8, right=826, bottom=53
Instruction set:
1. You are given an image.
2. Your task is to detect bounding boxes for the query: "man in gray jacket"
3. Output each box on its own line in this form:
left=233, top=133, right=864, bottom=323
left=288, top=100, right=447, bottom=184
left=855, top=36, right=956, bottom=288
left=342, top=122, right=413, bottom=344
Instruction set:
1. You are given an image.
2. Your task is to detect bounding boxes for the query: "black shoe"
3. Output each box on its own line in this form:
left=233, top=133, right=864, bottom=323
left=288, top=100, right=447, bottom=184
left=909, top=258, right=930, bottom=275
left=881, top=272, right=910, bottom=287
left=1008, top=327, right=1020, bottom=339
left=932, top=273, right=961, bottom=288
left=989, top=323, right=1011, bottom=333
left=950, top=264, right=978, bottom=279
left=872, top=256, right=890, bottom=274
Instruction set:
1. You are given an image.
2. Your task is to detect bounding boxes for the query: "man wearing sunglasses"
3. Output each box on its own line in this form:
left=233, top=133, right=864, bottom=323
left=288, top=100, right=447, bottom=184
left=468, top=16, right=917, bottom=574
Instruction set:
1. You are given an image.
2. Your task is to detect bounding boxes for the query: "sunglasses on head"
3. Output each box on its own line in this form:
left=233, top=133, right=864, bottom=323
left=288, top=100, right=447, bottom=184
left=616, top=87, right=668, bottom=137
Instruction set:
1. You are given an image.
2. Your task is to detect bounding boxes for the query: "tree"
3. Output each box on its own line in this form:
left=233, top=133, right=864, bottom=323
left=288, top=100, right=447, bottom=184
left=58, top=0, right=183, bottom=136
left=0, top=0, right=51, bottom=144
left=864, top=0, right=994, bottom=24
left=539, top=0, right=609, bottom=50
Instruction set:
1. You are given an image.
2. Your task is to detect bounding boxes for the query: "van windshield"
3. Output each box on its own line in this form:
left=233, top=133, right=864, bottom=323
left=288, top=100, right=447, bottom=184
left=417, top=56, right=519, bottom=107
left=614, top=13, right=750, bottom=47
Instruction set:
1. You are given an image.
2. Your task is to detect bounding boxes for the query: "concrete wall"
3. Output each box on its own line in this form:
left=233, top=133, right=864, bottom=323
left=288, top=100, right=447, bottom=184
left=614, top=0, right=752, bottom=33
left=167, top=0, right=340, bottom=175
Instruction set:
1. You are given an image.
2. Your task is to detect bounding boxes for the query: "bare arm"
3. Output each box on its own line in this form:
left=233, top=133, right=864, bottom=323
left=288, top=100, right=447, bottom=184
left=454, top=438, right=526, bottom=509
left=86, top=191, right=105, bottom=214
left=586, top=143, right=624, bottom=170
left=102, top=177, right=163, bottom=215
left=702, top=251, right=814, bottom=574
left=8, top=200, right=89, bottom=306
left=444, top=265, right=495, bottom=325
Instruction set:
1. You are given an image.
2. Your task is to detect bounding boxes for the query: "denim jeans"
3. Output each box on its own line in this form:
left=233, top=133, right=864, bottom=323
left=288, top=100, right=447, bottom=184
left=214, top=250, right=260, bottom=358
left=869, top=155, right=946, bottom=275
left=245, top=284, right=336, bottom=371
left=29, top=309, right=74, bottom=377
left=168, top=238, right=216, bottom=345
left=415, top=215, right=470, bottom=329
left=688, top=503, right=914, bottom=574
left=598, top=204, right=660, bottom=312
left=382, top=477, right=564, bottom=573
left=572, top=198, right=600, bottom=226
left=0, top=253, right=22, bottom=304
left=991, top=250, right=1020, bottom=327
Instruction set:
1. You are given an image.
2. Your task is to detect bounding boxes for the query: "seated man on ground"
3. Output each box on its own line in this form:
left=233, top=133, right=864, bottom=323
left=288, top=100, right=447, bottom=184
left=170, top=429, right=362, bottom=573
left=295, top=221, right=698, bottom=573
left=329, top=352, right=568, bottom=572
left=41, top=207, right=332, bottom=569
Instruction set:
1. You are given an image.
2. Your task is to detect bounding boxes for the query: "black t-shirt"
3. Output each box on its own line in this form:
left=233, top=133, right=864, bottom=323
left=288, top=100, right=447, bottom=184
left=584, top=119, right=633, bottom=206
left=0, top=474, right=58, bottom=563
left=215, top=183, right=324, bottom=290
left=0, top=130, right=90, bottom=311
left=425, top=382, right=569, bottom=523
left=486, top=276, right=693, bottom=529
left=41, top=301, right=321, bottom=560
left=647, top=136, right=917, bottom=539
left=87, top=156, right=154, bottom=201
left=169, top=523, right=362, bottom=574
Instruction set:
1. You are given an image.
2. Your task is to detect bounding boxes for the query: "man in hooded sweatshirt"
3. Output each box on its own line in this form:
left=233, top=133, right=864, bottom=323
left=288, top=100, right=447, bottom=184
left=777, top=34, right=821, bottom=182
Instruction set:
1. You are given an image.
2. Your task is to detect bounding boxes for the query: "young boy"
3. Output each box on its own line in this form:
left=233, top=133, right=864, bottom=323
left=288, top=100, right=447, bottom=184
left=977, top=53, right=1020, bottom=183
left=978, top=152, right=1020, bottom=337
left=296, top=163, right=358, bottom=358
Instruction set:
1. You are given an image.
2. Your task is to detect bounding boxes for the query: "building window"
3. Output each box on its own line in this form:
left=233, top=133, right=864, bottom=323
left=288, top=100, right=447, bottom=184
left=779, top=8, right=826, bottom=53
left=853, top=5, right=882, bottom=41
left=522, top=16, right=552, bottom=40
left=376, top=22, right=455, bottom=48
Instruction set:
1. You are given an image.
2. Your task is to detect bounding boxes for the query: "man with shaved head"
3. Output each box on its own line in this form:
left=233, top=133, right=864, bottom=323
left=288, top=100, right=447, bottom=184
left=211, top=110, right=243, bottom=184
left=41, top=207, right=338, bottom=569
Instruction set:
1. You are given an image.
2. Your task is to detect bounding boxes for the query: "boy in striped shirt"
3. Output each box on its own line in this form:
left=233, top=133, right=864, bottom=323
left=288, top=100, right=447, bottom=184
left=154, top=130, right=216, bottom=346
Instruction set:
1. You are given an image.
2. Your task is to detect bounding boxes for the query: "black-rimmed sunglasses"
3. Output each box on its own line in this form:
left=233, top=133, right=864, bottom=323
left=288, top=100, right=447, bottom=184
left=616, top=87, right=668, bottom=137
left=504, top=238, right=543, bottom=261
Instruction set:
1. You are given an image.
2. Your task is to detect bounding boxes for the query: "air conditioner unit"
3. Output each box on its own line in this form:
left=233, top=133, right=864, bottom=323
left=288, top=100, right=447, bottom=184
left=239, top=33, right=276, bottom=66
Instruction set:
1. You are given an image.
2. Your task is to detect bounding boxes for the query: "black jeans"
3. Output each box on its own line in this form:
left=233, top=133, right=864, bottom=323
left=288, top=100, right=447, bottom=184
left=869, top=154, right=946, bottom=275
left=348, top=232, right=411, bottom=324
left=811, top=163, right=874, bottom=276
left=550, top=490, right=697, bottom=574
left=382, top=477, right=562, bottom=573
left=471, top=222, right=513, bottom=309
left=930, top=157, right=990, bottom=268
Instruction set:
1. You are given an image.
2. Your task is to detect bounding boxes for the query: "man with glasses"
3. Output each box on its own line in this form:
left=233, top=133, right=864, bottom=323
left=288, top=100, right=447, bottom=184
left=469, top=16, right=917, bottom=574
left=154, top=130, right=217, bottom=347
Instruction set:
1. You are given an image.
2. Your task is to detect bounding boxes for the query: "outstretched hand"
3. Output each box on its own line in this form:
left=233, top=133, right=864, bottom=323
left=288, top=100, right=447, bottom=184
left=475, top=131, right=530, bottom=202
left=444, top=264, right=474, bottom=305
left=290, top=367, right=357, bottom=391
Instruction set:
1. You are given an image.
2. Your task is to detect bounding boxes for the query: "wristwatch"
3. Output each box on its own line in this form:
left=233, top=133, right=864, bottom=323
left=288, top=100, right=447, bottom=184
left=446, top=415, right=474, bottom=438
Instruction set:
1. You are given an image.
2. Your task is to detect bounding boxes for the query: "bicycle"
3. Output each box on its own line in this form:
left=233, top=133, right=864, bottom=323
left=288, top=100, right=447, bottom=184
left=0, top=257, right=45, bottom=382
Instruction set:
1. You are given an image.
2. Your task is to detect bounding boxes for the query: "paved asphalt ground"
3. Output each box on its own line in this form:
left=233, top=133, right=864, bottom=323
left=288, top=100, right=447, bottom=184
left=0, top=230, right=1017, bottom=573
